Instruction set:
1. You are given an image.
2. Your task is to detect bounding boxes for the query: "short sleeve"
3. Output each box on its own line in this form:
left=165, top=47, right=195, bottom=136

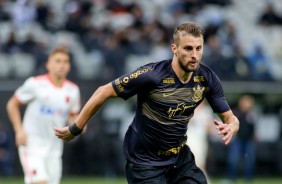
left=205, top=71, right=230, bottom=113
left=15, top=77, right=36, bottom=104
left=69, top=86, right=81, bottom=114
left=112, top=65, right=157, bottom=100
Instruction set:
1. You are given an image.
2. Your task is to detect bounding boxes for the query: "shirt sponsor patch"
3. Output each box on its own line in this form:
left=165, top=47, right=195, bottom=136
left=162, top=78, right=175, bottom=84
left=193, top=76, right=205, bottom=82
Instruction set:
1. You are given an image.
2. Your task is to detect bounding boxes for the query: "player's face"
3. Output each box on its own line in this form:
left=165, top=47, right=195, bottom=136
left=172, top=34, right=203, bottom=73
left=46, top=52, right=70, bottom=79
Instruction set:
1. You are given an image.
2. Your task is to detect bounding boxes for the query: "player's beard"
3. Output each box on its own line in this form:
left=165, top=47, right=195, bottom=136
left=178, top=58, right=200, bottom=73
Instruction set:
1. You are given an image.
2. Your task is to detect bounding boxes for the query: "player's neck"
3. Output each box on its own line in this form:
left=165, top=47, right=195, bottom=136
left=180, top=72, right=193, bottom=83
left=47, top=74, right=65, bottom=87
left=171, top=59, right=193, bottom=83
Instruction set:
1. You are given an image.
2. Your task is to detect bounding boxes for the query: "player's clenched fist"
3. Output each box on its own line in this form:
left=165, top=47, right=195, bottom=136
left=54, top=123, right=82, bottom=142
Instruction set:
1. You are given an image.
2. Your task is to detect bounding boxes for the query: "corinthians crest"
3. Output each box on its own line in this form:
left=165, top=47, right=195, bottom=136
left=192, top=85, right=205, bottom=102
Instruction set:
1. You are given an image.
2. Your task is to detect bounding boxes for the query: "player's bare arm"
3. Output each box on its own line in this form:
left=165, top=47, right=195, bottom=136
left=6, top=96, right=27, bottom=147
left=54, top=82, right=118, bottom=141
left=215, top=110, right=239, bottom=145
left=68, top=113, right=78, bottom=125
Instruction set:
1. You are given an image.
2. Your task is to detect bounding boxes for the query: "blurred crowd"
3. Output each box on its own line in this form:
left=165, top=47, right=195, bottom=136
left=1, top=0, right=282, bottom=179
left=0, top=0, right=282, bottom=81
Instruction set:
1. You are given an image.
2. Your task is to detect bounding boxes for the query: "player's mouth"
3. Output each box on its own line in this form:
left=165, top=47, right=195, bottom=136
left=189, top=60, right=198, bottom=68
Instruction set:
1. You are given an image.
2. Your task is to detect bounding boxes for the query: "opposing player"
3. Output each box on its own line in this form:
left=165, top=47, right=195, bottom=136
left=187, top=101, right=214, bottom=181
left=6, top=47, right=81, bottom=184
left=55, top=22, right=239, bottom=184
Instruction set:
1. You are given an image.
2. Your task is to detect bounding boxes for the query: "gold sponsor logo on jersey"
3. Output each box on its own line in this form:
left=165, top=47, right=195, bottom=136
left=192, top=85, right=205, bottom=102
left=157, top=141, right=186, bottom=156
left=193, top=76, right=205, bottom=82
left=129, top=67, right=153, bottom=79
left=116, top=68, right=153, bottom=92
left=123, top=77, right=129, bottom=83
left=115, top=79, right=124, bottom=92
left=162, top=78, right=175, bottom=84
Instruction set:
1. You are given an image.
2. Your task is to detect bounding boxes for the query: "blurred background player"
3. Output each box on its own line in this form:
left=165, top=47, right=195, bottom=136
left=187, top=100, right=214, bottom=181
left=6, top=47, right=81, bottom=184
left=225, top=95, right=257, bottom=184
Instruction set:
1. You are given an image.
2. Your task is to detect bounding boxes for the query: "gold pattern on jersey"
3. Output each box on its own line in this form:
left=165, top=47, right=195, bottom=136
left=142, top=88, right=197, bottom=124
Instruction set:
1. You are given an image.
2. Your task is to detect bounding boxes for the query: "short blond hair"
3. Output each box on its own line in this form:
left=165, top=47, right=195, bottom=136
left=49, top=47, right=70, bottom=58
left=173, top=22, right=204, bottom=46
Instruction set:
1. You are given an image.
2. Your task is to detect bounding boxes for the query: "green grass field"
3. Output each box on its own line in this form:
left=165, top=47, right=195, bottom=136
left=1, top=177, right=282, bottom=184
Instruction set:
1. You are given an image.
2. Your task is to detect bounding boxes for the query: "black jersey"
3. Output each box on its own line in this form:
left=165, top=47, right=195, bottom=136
left=112, top=59, right=230, bottom=166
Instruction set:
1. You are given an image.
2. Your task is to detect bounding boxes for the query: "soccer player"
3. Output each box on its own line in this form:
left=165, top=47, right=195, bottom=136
left=226, top=95, right=257, bottom=183
left=54, top=22, right=239, bottom=184
left=6, top=47, right=81, bottom=184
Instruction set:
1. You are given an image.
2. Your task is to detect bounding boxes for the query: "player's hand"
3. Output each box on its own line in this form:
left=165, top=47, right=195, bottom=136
left=54, top=126, right=75, bottom=142
left=15, top=129, right=27, bottom=147
left=214, top=119, right=235, bottom=145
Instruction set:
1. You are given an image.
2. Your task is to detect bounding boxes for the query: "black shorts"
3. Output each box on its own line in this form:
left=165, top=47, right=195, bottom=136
left=125, top=145, right=208, bottom=184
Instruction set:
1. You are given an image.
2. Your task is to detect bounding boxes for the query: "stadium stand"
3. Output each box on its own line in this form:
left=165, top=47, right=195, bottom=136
left=0, top=0, right=282, bottom=179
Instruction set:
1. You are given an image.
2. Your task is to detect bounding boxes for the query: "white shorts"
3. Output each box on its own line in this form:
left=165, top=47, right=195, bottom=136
left=18, top=146, right=62, bottom=184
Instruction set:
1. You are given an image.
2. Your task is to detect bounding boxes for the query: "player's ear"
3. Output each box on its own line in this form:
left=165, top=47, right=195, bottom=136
left=171, top=43, right=177, bottom=56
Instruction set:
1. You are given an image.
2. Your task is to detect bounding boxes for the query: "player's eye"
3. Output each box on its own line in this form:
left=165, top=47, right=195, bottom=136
left=184, top=46, right=193, bottom=51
